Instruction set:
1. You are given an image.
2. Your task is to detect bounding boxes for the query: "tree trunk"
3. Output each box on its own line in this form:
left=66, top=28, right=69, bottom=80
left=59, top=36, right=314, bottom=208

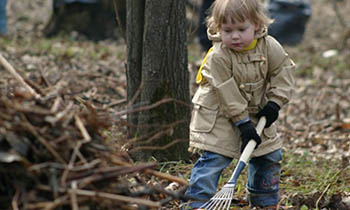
left=126, top=0, right=144, bottom=136
left=126, top=0, right=190, bottom=161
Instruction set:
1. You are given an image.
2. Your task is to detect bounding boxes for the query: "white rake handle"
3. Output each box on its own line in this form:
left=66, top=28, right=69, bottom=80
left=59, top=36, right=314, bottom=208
left=226, top=117, right=266, bottom=185
left=239, top=116, right=266, bottom=164
left=198, top=118, right=267, bottom=210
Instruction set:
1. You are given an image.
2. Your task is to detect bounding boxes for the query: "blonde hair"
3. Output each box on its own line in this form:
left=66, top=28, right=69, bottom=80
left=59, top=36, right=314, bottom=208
left=207, top=0, right=273, bottom=32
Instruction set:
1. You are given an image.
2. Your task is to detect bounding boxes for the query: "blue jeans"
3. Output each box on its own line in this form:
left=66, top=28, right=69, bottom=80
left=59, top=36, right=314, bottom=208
left=0, top=0, right=7, bottom=35
left=183, top=149, right=282, bottom=209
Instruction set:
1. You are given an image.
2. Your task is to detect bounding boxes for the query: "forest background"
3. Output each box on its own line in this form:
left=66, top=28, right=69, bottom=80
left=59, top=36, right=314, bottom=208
left=0, top=0, right=350, bottom=209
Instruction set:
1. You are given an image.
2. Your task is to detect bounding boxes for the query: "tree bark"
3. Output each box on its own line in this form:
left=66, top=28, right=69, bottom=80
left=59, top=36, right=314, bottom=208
left=126, top=0, right=145, bottom=135
left=126, top=0, right=190, bottom=161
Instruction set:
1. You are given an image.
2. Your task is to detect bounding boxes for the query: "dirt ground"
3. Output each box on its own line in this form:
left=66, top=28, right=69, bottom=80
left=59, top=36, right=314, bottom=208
left=1, top=0, right=350, bottom=209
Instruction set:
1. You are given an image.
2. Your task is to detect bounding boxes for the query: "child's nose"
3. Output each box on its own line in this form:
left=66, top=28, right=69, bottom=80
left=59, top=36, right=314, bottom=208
left=231, top=32, right=239, bottom=39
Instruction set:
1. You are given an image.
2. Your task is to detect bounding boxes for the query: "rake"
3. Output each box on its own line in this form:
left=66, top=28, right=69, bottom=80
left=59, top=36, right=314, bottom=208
left=199, top=117, right=266, bottom=210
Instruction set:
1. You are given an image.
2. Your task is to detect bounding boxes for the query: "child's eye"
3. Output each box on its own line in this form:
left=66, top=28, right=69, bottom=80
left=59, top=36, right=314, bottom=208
left=239, top=28, right=246, bottom=32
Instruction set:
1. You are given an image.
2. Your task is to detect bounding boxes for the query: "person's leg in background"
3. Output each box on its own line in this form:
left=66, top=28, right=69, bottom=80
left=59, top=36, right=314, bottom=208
left=246, top=149, right=282, bottom=208
left=0, top=0, right=8, bottom=36
left=198, top=0, right=214, bottom=52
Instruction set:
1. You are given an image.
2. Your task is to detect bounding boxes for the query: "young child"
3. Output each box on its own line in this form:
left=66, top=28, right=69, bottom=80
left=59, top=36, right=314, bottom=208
left=183, top=0, right=295, bottom=209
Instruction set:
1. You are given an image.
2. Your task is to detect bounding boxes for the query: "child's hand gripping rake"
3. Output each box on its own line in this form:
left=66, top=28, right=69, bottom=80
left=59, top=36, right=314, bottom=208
left=199, top=117, right=266, bottom=210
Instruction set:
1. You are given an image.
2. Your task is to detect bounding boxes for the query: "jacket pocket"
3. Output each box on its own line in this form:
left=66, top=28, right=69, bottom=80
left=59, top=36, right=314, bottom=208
left=190, top=104, right=218, bottom=133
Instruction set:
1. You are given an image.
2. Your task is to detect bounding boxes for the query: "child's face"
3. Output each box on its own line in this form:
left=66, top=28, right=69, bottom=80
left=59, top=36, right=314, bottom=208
left=220, top=18, right=258, bottom=52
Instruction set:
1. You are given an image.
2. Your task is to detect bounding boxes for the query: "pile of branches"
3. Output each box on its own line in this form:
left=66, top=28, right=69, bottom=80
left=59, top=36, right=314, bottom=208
left=0, top=54, right=187, bottom=210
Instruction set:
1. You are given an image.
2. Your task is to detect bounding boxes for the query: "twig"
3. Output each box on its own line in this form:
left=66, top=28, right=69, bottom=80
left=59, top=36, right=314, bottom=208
left=50, top=97, right=62, bottom=113
left=45, top=101, right=74, bottom=125
left=331, top=0, right=350, bottom=49
left=36, top=184, right=67, bottom=193
left=75, top=149, right=88, bottom=165
left=127, top=80, right=144, bottom=108
left=129, top=138, right=188, bottom=154
left=29, top=159, right=101, bottom=172
left=74, top=114, right=91, bottom=142
left=147, top=169, right=188, bottom=186
left=25, top=195, right=69, bottom=210
left=44, top=195, right=70, bottom=210
left=1, top=98, right=52, bottom=115
left=341, top=28, right=350, bottom=49
left=115, top=98, right=191, bottom=117
left=61, top=141, right=82, bottom=186
left=39, top=66, right=52, bottom=87
left=126, top=119, right=186, bottom=146
left=21, top=113, right=66, bottom=164
left=315, top=169, right=343, bottom=209
left=111, top=158, right=187, bottom=186
left=113, top=0, right=126, bottom=40
left=62, top=108, right=76, bottom=128
left=332, top=0, right=347, bottom=27
left=104, top=98, right=127, bottom=108
left=76, top=162, right=157, bottom=188
left=11, top=188, right=20, bottom=210
left=41, top=79, right=67, bottom=101
left=158, top=185, right=188, bottom=205
left=129, top=128, right=173, bottom=146
left=70, top=181, right=79, bottom=210
left=0, top=53, right=41, bottom=99
left=70, top=189, right=161, bottom=208
left=316, top=183, right=331, bottom=210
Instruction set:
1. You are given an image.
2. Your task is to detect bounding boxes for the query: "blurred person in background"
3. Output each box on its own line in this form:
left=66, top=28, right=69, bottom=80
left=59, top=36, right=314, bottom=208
left=44, top=0, right=122, bottom=40
left=268, top=0, right=312, bottom=46
left=198, top=0, right=215, bottom=52
left=52, top=0, right=98, bottom=14
left=0, top=0, right=7, bottom=36
left=198, top=0, right=311, bottom=51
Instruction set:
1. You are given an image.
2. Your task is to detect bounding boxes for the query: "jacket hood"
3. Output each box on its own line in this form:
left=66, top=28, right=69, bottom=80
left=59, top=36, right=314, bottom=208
left=207, top=27, right=268, bottom=42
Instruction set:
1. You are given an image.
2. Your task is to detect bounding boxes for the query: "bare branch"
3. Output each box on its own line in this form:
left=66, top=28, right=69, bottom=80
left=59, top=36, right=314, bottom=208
left=0, top=53, right=41, bottom=99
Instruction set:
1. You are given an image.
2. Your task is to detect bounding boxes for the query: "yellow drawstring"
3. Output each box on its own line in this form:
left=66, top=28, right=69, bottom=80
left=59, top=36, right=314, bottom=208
left=196, top=47, right=213, bottom=84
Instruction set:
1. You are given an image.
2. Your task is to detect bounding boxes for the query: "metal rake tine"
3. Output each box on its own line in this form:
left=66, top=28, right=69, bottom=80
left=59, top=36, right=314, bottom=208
left=201, top=202, right=214, bottom=209
left=211, top=190, right=229, bottom=210
left=220, top=190, right=229, bottom=210
left=202, top=198, right=217, bottom=209
left=200, top=201, right=209, bottom=209
left=210, top=196, right=223, bottom=210
left=200, top=187, right=234, bottom=210
left=223, top=189, right=234, bottom=210
left=221, top=188, right=235, bottom=209
left=201, top=194, right=222, bottom=210
left=217, top=195, right=228, bottom=209
left=212, top=188, right=224, bottom=198
left=220, top=189, right=232, bottom=210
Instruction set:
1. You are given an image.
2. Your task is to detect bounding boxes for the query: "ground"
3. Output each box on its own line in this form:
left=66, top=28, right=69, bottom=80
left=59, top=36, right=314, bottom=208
left=1, top=0, right=350, bottom=209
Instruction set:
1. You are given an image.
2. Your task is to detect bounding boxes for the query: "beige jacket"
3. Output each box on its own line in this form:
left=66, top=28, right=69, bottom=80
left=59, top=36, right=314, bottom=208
left=189, top=28, right=295, bottom=159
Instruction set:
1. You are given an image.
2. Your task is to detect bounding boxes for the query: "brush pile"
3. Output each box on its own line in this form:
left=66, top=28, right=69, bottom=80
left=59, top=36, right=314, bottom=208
left=0, top=54, right=187, bottom=210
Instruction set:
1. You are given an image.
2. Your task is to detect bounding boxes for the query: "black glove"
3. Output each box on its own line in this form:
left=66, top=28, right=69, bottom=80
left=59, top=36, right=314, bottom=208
left=238, top=121, right=262, bottom=153
left=256, top=101, right=280, bottom=128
